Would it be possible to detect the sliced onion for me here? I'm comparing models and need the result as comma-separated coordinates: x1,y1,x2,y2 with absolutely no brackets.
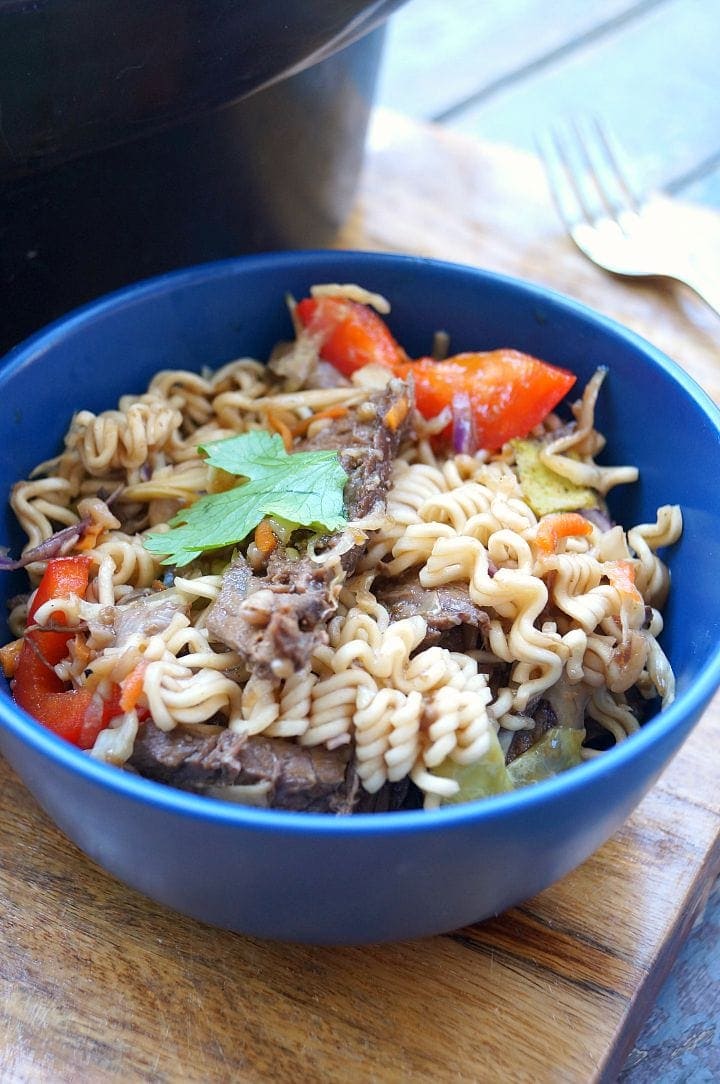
580,507,614,532
451,392,476,455
0,519,91,572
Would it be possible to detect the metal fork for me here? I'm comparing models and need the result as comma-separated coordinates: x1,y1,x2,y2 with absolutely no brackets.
538,118,720,318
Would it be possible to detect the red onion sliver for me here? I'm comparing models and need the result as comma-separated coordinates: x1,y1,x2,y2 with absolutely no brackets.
451,392,476,455
0,519,91,572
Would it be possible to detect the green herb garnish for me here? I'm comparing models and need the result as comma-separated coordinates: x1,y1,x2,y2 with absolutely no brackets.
143,429,348,566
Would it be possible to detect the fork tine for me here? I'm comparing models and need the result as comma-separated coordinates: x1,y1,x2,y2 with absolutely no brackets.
538,117,645,238
568,116,617,221
571,116,641,225
536,125,595,232
588,117,642,214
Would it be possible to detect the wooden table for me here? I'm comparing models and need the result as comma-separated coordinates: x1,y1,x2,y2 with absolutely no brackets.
2,112,719,1083
378,0,720,208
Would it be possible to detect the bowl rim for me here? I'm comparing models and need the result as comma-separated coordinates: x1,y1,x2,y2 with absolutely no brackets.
2,248,720,836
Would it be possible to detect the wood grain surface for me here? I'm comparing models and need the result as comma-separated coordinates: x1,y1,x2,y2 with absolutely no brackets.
1,112,719,1083
378,0,720,205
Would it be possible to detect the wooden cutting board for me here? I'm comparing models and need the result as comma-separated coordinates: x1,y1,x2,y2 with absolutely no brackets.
1,111,719,1083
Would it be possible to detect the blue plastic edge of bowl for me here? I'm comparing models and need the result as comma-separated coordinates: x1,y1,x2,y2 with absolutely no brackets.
2,248,720,838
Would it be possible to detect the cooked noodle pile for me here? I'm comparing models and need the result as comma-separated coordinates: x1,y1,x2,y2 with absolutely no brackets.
6,288,681,810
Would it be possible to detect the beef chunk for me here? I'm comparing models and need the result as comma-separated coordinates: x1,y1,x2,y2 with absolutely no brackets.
130,722,416,814
206,555,262,661
130,721,357,813
85,591,188,652
207,551,340,678
506,677,595,762
353,773,423,813
374,571,489,650
206,379,412,679
505,699,558,764
301,377,412,521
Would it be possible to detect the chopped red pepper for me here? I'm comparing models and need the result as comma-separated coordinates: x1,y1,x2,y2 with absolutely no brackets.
12,556,121,748
295,296,576,450
295,296,407,377
25,554,92,662
397,350,575,451
14,660,120,748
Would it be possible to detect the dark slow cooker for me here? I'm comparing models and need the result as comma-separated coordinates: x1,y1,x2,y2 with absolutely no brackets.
0,1,404,351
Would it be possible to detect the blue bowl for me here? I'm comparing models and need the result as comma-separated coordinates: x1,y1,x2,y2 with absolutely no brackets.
2,251,720,944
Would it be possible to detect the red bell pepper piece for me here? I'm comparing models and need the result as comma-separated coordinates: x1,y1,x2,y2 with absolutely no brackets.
12,556,121,748
295,296,576,450
25,554,92,662
14,653,120,748
395,350,576,451
295,296,407,377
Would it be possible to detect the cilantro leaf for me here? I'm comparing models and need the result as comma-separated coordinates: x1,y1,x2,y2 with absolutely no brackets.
143,429,348,567
199,429,287,478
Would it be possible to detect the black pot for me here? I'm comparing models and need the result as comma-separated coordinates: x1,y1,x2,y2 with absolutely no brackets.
0,1,403,352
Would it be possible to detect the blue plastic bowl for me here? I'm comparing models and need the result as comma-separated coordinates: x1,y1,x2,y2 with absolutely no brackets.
2,251,720,944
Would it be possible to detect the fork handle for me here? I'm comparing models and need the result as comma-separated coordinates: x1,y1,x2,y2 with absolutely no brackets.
676,272,720,320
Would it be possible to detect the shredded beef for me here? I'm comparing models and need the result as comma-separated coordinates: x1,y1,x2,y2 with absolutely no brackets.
374,571,489,650
206,379,412,679
300,377,411,521
206,551,339,678
505,699,559,764
130,722,412,813
85,591,187,652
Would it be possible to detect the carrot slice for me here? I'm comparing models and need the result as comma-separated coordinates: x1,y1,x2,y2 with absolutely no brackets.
254,518,278,558
383,396,410,432
0,638,23,679
605,559,643,605
119,659,150,713
267,413,294,452
535,512,593,555
290,405,349,437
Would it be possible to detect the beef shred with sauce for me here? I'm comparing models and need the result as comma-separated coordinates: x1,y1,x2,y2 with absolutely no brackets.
205,378,413,681
373,570,490,651
130,722,417,814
